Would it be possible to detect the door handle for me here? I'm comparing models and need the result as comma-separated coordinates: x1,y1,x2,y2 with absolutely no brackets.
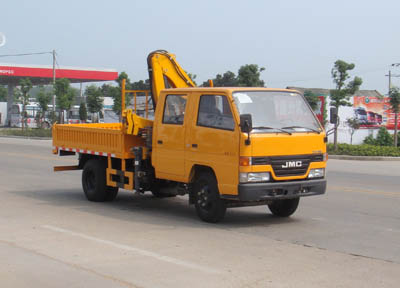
157,140,163,144
192,144,198,148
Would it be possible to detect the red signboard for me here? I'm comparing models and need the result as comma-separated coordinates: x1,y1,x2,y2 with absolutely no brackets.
353,96,400,129
0,64,118,83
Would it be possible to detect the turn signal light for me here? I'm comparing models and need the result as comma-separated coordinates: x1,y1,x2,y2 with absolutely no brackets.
239,156,251,166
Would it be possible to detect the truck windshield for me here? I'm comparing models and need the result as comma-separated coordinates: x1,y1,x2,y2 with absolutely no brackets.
232,91,321,133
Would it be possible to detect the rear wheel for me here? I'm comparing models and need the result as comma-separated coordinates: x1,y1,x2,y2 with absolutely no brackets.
82,159,118,202
268,198,299,217
193,171,226,223
105,186,119,201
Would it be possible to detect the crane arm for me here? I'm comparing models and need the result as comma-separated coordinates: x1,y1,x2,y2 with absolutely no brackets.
147,50,195,108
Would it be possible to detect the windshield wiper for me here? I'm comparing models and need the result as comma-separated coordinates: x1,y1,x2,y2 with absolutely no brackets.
253,126,292,135
281,126,321,134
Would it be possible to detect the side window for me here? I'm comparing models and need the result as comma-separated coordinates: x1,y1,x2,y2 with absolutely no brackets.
197,95,235,130
162,94,187,125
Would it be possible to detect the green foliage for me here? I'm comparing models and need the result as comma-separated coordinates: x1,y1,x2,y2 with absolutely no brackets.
330,60,362,150
327,143,400,157
389,87,400,114
203,65,265,87
346,117,360,144
19,78,33,130
330,60,362,109
112,72,131,114
85,85,103,114
0,128,52,138
13,87,22,102
304,90,319,110
55,78,74,111
389,87,400,147
363,127,394,146
37,87,52,126
131,79,150,90
0,85,7,101
79,102,87,121
37,87,51,114
203,71,238,87
375,127,393,146
363,134,376,145
237,64,265,87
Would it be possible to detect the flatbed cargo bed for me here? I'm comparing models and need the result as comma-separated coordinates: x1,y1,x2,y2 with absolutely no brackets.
52,123,145,159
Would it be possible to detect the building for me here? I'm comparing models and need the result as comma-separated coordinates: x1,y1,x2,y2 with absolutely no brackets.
0,63,118,126
288,87,392,145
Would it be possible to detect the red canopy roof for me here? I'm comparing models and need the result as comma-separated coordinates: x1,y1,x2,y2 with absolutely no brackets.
0,63,118,85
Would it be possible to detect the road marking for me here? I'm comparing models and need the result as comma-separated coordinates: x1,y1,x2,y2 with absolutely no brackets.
311,217,326,222
42,225,221,275
329,186,399,197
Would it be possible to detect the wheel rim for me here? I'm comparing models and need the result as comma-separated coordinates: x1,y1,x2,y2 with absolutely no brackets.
197,184,213,212
85,170,95,191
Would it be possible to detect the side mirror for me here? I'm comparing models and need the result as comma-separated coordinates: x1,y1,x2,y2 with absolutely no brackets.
240,114,253,133
330,107,338,124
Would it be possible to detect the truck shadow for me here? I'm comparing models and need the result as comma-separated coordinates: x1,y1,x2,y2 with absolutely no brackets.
11,187,299,228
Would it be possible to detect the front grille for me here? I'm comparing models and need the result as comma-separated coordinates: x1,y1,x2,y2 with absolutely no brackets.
252,154,323,177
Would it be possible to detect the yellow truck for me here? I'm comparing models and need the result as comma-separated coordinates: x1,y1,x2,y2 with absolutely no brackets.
53,50,327,223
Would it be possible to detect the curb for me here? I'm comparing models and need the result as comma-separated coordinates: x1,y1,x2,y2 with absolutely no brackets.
0,135,52,141
328,154,400,161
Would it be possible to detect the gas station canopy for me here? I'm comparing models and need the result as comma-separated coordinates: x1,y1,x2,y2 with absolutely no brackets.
0,63,118,85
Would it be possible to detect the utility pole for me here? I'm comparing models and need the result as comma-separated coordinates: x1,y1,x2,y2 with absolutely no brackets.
52,49,56,113
386,64,400,95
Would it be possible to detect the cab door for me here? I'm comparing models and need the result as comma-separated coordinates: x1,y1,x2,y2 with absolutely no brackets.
186,93,239,195
153,93,188,181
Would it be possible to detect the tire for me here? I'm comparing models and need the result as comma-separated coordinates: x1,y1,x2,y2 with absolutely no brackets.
268,198,300,217
82,159,118,202
105,186,119,201
193,171,226,223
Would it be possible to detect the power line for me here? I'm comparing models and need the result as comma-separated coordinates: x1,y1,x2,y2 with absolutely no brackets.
0,51,53,58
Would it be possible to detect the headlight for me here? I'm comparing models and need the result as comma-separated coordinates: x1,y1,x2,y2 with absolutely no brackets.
240,172,270,183
308,168,325,178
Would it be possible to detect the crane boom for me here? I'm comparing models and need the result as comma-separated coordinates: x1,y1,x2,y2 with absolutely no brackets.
147,50,195,108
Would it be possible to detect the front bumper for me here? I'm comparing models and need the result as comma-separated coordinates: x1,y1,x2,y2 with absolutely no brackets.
231,178,326,201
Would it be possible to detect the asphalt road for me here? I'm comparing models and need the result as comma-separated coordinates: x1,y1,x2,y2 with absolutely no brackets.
0,137,399,288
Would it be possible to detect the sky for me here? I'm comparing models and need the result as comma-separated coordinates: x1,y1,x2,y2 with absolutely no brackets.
1,0,400,93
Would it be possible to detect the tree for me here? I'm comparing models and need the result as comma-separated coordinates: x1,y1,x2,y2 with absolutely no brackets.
346,117,360,145
19,78,33,130
389,87,400,147
203,65,265,87
37,87,52,128
330,60,362,150
131,79,150,90
55,78,74,123
237,64,265,87
304,90,319,110
79,102,87,122
0,85,7,101
85,85,103,122
210,71,238,87
112,72,131,115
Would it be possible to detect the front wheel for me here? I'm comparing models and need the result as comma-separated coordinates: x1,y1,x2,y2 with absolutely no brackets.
268,198,299,217
193,172,226,223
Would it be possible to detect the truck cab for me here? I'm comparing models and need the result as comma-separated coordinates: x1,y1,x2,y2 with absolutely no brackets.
152,87,327,222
